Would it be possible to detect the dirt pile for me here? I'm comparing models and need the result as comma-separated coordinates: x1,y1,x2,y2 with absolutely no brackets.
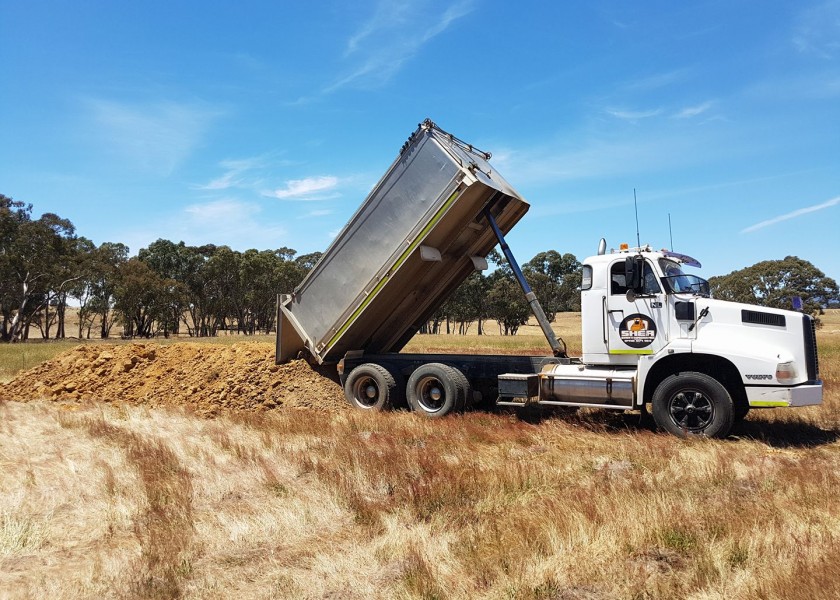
0,342,347,415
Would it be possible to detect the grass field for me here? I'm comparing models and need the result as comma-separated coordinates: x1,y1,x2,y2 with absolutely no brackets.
0,311,838,599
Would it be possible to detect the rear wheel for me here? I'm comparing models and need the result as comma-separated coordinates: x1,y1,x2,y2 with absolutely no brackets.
448,366,471,411
344,363,398,411
652,372,734,438
406,363,464,418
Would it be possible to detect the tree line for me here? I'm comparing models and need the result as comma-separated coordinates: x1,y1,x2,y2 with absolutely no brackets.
0,195,320,341
1,194,837,342
428,250,582,336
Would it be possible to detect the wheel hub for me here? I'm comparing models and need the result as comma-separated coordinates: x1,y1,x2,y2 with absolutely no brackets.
365,385,377,399
670,391,713,430
416,376,446,411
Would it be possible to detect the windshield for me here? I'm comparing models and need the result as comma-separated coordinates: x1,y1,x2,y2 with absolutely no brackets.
659,259,710,296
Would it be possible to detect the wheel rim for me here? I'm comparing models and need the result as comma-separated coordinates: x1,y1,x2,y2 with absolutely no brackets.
668,389,714,431
416,376,446,412
352,376,379,408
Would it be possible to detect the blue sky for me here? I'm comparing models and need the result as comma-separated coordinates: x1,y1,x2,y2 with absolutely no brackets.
1,1,839,282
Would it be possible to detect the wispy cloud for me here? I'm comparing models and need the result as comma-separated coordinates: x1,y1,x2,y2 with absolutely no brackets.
606,102,713,121
84,98,222,175
491,137,661,185
200,171,240,191
195,156,269,191
268,176,340,200
184,198,254,223
741,195,840,233
345,3,413,56
326,0,474,92
605,107,663,121
673,101,713,119
180,199,288,249
646,169,824,202
118,198,290,254
490,124,734,189
792,0,840,59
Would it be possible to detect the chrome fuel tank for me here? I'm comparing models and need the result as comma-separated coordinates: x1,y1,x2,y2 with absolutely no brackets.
539,364,636,409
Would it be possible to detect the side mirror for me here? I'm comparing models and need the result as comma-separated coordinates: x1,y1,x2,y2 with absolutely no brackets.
625,256,644,292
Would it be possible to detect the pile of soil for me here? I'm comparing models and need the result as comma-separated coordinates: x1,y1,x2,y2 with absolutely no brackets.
0,342,347,415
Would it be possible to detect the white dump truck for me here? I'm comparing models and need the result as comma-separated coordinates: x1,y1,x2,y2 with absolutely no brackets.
277,119,822,437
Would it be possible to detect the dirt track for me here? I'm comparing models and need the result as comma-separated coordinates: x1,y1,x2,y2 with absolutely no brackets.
0,342,346,415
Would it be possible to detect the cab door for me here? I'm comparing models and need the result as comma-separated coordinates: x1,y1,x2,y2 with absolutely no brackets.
605,258,668,362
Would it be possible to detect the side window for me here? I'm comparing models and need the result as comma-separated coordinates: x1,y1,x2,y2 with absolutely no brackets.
642,262,661,294
611,260,661,295
581,265,593,290
610,262,627,295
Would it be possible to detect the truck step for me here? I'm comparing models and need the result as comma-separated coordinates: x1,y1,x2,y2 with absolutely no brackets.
496,399,530,407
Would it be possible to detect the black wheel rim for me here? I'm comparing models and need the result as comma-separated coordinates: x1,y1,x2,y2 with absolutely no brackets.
668,389,714,431
352,376,379,408
416,376,445,412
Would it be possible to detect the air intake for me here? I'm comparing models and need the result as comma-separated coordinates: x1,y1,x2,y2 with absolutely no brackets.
741,309,786,327
803,315,820,381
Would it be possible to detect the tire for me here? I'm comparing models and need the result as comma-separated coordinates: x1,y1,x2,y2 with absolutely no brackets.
652,372,734,438
343,363,398,411
406,363,464,418
448,366,471,411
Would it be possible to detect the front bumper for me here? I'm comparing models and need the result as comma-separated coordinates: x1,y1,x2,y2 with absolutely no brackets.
747,382,823,408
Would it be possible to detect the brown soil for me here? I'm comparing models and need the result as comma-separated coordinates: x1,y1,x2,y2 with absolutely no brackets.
0,342,347,415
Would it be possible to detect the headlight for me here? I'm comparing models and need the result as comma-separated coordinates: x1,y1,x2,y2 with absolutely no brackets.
775,361,797,384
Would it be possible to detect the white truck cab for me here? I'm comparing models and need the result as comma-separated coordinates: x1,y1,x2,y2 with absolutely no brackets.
545,243,823,436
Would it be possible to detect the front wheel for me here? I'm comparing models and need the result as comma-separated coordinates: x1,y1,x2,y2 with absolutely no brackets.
652,372,734,438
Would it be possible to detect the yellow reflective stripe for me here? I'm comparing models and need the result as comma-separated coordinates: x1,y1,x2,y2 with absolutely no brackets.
749,400,790,408
324,189,462,353
609,349,653,355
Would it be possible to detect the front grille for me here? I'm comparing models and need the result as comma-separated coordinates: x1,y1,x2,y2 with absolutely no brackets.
803,315,819,381
742,309,786,327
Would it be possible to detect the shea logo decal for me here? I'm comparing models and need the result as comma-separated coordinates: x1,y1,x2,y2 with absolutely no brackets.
619,314,657,348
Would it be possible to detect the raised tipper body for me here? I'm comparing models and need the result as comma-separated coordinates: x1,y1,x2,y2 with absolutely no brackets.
277,119,528,365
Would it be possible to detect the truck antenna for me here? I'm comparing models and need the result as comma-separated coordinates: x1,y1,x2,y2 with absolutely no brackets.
634,188,641,249
668,213,674,251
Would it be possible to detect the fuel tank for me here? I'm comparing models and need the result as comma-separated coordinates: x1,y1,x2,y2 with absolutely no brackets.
539,363,636,409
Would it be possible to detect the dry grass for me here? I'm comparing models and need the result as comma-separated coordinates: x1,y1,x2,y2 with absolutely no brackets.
2,397,839,599
403,313,583,356
0,310,838,599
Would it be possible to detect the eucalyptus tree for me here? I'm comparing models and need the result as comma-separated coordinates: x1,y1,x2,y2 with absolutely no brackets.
523,250,582,317
710,256,839,319
0,195,79,341
89,242,129,338
486,274,530,335
114,258,180,338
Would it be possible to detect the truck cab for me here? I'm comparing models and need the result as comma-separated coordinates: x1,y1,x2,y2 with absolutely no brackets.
581,245,708,364
565,243,822,435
